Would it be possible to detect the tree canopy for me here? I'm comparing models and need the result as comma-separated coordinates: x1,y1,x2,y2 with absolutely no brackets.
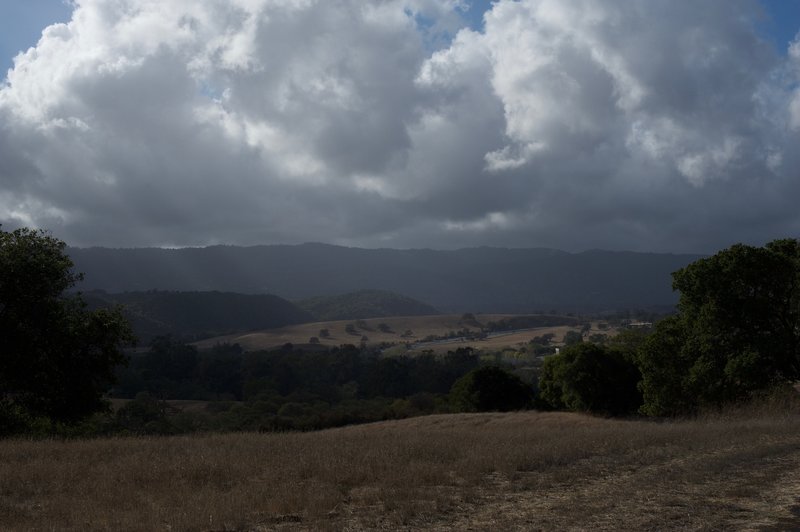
0,227,134,427
638,239,800,415
538,343,641,415
450,366,533,412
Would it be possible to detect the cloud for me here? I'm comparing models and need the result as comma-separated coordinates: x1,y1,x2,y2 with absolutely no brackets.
0,0,799,252
789,38,800,130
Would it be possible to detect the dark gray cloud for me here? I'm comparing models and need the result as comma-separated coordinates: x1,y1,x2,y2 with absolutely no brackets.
0,0,799,252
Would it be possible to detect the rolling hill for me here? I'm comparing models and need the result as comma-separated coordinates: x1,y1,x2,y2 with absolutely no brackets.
83,288,440,344
83,290,313,343
191,313,581,352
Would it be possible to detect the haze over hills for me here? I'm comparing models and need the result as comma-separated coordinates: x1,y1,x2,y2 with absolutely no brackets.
83,291,314,343
69,244,703,313
82,289,442,343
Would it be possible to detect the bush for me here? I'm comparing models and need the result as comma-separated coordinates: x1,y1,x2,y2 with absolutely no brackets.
539,343,641,415
115,392,173,434
563,330,583,346
450,366,533,412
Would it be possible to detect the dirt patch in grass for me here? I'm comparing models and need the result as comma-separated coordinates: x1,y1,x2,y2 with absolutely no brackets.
2,408,799,531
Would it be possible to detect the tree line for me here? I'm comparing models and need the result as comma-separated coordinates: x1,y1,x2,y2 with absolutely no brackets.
106,341,532,434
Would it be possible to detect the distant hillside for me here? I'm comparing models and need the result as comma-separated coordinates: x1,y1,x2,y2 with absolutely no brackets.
84,291,313,344
298,289,439,321
68,244,704,313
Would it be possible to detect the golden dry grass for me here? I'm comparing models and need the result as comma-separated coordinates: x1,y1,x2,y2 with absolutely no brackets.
2,403,800,531
417,326,576,354
192,314,590,353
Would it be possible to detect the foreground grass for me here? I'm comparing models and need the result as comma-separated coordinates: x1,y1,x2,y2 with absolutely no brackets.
2,404,800,531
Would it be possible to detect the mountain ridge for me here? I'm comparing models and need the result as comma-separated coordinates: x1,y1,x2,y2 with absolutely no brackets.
68,243,704,313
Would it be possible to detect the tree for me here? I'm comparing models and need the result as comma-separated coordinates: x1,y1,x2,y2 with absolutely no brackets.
588,333,608,344
144,336,198,383
538,343,641,415
531,333,555,345
115,392,171,434
636,317,694,416
563,330,583,346
0,227,134,425
450,366,533,412
637,239,800,416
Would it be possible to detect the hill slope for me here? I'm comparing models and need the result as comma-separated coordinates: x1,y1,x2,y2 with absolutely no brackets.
3,408,799,530
297,289,439,320
84,290,313,343
192,313,579,352
69,244,703,312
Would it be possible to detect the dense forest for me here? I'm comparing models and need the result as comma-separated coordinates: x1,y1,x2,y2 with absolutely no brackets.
110,341,495,434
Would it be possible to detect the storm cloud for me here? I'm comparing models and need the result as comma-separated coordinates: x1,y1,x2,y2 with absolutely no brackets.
1,0,798,252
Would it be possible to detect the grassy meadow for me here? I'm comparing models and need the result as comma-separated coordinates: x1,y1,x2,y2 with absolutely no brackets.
192,313,588,354
3,397,800,531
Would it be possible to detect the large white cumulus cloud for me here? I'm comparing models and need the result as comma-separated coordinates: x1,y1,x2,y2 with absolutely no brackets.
0,0,798,251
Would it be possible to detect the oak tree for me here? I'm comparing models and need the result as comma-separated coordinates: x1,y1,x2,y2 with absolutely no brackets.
0,227,134,425
638,239,800,415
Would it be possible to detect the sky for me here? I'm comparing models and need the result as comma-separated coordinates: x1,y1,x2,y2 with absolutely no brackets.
1,1,799,253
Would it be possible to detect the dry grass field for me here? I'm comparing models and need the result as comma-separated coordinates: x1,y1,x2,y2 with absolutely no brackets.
423,326,574,354
193,314,588,354
2,398,800,531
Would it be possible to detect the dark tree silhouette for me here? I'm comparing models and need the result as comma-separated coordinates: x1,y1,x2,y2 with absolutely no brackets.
0,227,134,426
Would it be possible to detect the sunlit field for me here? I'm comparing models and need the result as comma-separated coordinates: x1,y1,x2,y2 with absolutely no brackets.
192,314,588,354
3,398,800,531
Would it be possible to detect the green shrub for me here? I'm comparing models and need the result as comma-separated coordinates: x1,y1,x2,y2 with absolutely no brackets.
450,366,533,412
539,343,641,415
